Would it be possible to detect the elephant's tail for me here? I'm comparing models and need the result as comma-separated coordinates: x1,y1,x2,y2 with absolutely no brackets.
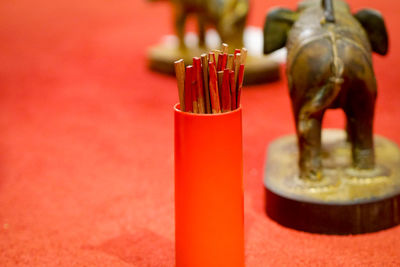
329,32,344,99
322,56,344,111
298,33,344,120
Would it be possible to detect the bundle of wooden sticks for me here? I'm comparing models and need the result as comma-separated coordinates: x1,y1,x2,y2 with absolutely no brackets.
174,44,247,114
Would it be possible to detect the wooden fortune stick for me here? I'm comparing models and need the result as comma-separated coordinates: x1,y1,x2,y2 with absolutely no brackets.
191,66,199,114
217,53,223,71
213,49,221,66
221,69,232,112
201,54,211,114
229,70,237,109
237,64,245,108
208,62,221,113
227,54,234,70
174,59,186,111
217,70,224,106
209,52,216,64
184,65,194,112
222,43,229,54
234,53,241,86
193,57,205,113
240,47,247,65
213,49,222,55
221,53,228,70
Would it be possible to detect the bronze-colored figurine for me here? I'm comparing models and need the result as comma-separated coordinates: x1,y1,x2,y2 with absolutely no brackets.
264,0,388,180
167,0,249,50
263,0,399,235
147,0,280,85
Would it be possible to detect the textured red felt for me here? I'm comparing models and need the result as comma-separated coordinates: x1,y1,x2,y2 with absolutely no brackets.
0,0,399,266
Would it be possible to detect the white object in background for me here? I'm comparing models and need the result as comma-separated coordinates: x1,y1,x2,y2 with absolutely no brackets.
160,26,287,63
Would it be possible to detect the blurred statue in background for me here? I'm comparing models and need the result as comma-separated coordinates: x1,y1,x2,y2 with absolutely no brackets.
169,0,249,51
263,0,400,235
147,0,280,85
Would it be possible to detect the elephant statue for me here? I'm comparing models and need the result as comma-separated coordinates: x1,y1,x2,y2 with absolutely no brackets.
263,0,388,180
150,0,249,50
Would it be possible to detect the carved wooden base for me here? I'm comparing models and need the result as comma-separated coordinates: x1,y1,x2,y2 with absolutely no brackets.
264,129,400,234
147,44,280,85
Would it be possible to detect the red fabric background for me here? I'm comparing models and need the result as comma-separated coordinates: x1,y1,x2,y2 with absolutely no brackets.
0,0,399,266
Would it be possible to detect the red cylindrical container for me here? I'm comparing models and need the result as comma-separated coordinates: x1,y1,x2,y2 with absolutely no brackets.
174,103,244,267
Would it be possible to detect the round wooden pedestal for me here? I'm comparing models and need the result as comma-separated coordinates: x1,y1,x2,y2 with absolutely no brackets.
264,129,400,234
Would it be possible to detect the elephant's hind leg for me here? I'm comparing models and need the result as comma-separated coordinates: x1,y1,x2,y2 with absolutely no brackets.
297,112,324,180
296,98,329,180
345,81,376,170
295,81,342,180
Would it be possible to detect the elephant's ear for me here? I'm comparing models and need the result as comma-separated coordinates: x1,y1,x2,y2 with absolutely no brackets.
354,9,388,55
263,8,297,54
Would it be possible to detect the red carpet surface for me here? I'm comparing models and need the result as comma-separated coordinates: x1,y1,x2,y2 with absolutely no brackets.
0,0,399,266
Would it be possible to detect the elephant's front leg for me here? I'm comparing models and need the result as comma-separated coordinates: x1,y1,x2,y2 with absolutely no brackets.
296,110,324,180
197,16,206,48
175,7,187,50
217,1,247,50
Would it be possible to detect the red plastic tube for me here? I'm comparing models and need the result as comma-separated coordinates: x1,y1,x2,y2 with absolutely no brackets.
174,104,244,267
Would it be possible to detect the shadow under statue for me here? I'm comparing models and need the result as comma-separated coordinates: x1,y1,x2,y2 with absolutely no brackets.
263,0,400,234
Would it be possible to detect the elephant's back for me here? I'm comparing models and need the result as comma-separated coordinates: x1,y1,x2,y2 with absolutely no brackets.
288,36,373,85
286,3,371,60
288,35,375,112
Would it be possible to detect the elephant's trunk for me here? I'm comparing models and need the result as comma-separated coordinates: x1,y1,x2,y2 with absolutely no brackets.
322,0,335,23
